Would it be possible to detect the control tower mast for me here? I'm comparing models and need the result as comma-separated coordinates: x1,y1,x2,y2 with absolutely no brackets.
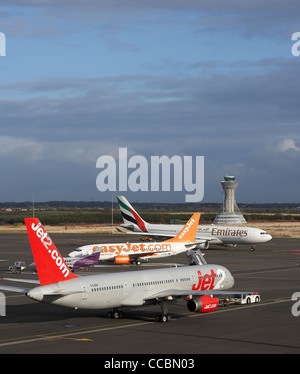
213,176,246,224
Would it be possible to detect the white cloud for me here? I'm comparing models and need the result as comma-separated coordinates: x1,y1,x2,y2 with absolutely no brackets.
276,138,300,152
0,135,116,165
0,136,44,160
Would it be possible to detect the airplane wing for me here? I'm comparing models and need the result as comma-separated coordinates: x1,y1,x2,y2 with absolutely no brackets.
117,227,212,242
144,289,256,301
184,241,210,249
116,227,171,239
122,250,173,262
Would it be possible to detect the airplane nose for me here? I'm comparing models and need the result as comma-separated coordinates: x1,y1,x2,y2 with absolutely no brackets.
227,270,234,288
225,269,234,288
264,234,272,242
231,275,235,288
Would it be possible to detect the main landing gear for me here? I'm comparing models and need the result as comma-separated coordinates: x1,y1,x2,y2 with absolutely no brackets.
155,300,172,323
107,308,124,319
107,302,173,322
155,314,172,323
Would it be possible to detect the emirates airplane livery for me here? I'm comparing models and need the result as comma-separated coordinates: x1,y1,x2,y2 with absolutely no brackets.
117,196,272,250
68,213,201,265
0,218,253,322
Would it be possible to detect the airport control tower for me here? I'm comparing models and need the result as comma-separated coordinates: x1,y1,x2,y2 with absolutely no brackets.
213,176,247,224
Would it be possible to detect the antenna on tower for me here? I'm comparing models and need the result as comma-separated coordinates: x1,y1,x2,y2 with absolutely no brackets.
214,176,246,224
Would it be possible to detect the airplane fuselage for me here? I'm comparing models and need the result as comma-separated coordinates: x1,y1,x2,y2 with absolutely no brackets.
69,241,189,260
121,223,272,247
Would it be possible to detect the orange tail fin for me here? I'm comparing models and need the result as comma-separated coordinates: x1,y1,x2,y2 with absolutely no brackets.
25,218,78,285
165,213,200,243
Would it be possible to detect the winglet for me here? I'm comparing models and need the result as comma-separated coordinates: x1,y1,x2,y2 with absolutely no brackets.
165,213,200,243
24,218,78,285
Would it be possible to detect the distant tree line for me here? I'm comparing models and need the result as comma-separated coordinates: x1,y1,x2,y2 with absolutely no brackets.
0,210,299,226
0,201,299,213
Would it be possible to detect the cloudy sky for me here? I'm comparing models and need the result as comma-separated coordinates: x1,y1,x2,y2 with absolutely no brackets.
0,1,299,203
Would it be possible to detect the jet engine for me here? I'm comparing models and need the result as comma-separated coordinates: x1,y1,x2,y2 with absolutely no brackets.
114,255,131,264
187,295,219,313
198,241,209,249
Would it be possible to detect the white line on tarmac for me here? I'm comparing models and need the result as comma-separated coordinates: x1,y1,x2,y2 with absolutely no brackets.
0,298,292,348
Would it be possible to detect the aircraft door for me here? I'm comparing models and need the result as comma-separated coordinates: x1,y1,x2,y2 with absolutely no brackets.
249,230,254,242
80,282,88,300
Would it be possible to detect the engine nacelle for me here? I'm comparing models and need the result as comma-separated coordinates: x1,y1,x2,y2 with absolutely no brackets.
114,255,131,264
199,241,209,249
187,295,219,313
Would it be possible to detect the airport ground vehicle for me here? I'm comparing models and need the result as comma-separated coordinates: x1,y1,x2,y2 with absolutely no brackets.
230,292,261,305
9,261,26,274
234,292,260,304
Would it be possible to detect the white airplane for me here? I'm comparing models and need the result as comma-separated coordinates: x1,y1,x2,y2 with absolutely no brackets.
68,213,201,264
117,196,272,250
0,218,256,322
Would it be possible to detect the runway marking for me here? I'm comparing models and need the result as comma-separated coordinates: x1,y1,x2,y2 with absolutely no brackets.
0,298,293,348
234,265,300,277
41,336,93,342
0,320,152,348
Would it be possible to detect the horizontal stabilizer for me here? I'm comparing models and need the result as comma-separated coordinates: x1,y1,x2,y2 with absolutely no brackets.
0,284,32,293
1,277,40,285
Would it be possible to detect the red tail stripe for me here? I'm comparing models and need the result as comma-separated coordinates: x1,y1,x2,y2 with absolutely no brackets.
25,218,78,285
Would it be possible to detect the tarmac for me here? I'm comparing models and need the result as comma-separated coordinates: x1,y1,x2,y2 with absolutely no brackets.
0,232,299,355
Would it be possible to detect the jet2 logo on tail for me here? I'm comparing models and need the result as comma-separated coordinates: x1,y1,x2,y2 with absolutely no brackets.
31,221,70,278
31,222,52,250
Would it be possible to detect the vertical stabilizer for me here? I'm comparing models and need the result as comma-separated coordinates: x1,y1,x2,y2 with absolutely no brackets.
117,196,148,232
25,218,78,285
165,213,200,243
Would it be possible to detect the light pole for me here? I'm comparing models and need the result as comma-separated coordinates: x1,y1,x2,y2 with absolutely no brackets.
111,192,114,234
32,193,35,218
